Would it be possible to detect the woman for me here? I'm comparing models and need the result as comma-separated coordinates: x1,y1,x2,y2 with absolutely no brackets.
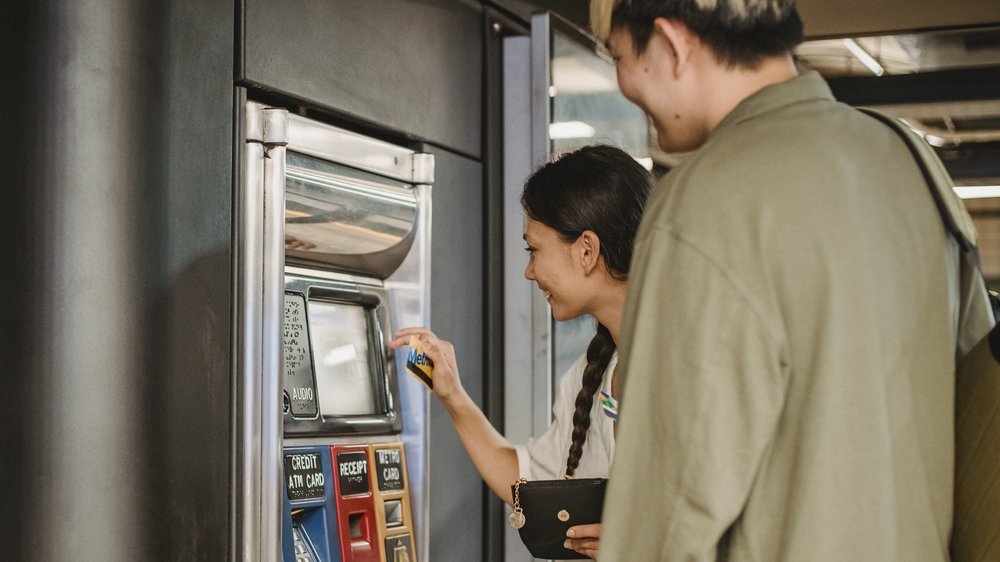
390,144,651,559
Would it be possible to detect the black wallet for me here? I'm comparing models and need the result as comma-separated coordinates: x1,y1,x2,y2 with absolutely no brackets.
509,478,608,560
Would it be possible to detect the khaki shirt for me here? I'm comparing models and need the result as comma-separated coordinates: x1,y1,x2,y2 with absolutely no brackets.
600,72,988,561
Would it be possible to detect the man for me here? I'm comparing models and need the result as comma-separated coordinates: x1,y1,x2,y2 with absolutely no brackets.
584,0,994,560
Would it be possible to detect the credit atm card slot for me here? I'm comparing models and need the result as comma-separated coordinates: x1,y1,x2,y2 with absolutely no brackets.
383,499,404,528
292,524,319,562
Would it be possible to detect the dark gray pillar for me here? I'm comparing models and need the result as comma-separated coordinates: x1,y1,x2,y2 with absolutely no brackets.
0,1,234,559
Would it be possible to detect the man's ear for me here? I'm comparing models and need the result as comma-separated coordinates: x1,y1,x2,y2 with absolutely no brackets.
651,17,696,78
577,230,602,274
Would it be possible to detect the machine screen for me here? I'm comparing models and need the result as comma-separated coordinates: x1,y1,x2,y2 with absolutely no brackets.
308,300,378,416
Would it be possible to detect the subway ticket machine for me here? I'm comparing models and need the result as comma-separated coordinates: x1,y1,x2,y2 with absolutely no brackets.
251,103,432,562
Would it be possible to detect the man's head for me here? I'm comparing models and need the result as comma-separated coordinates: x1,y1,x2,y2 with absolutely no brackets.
591,0,803,152
591,0,803,69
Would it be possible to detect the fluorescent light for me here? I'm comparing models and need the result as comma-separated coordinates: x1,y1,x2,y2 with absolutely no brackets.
549,121,596,139
954,185,1000,199
842,38,885,76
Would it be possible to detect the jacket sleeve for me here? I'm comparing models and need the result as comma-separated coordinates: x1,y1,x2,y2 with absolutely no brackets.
599,226,788,561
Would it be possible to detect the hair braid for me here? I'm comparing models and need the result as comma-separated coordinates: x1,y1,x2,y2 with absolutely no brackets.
564,323,616,477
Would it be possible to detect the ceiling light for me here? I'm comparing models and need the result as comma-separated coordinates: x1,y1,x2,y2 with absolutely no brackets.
954,185,1000,199
842,38,885,76
549,121,596,139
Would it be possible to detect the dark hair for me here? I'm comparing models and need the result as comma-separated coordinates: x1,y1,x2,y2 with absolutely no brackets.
521,144,652,477
611,0,804,69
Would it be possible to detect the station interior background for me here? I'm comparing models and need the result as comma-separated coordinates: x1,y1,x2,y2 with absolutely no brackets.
2,1,997,561
538,0,1000,281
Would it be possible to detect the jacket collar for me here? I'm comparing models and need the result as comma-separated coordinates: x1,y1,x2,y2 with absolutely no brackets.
712,71,835,136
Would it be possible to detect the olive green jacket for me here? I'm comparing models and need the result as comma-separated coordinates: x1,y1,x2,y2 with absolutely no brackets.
600,72,992,561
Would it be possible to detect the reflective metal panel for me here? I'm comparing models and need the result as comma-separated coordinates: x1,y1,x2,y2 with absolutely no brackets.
284,151,419,279
287,113,433,184
238,101,287,562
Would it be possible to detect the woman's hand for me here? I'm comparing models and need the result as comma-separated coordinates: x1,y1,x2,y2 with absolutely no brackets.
564,523,602,560
389,327,466,406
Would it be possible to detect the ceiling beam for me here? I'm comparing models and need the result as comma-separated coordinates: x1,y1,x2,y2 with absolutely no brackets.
827,66,1000,106
797,0,1000,38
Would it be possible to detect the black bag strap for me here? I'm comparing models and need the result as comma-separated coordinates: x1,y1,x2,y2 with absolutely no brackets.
859,108,978,255
861,108,1000,354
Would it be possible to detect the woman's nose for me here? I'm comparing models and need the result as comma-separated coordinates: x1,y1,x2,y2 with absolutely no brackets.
523,262,534,280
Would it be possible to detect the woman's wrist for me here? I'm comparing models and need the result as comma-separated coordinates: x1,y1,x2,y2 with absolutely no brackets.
441,388,477,419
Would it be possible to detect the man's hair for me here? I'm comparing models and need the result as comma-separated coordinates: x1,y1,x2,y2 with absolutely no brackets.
591,0,803,69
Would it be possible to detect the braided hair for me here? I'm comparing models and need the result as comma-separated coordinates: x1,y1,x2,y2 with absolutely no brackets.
520,145,652,477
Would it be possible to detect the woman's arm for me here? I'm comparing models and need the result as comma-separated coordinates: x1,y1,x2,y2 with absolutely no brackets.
390,327,520,504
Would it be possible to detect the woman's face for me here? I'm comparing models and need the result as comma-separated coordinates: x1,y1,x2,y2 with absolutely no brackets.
522,218,589,321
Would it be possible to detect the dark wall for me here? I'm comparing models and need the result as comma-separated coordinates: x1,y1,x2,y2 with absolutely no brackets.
0,1,234,560
426,146,488,561
242,0,484,158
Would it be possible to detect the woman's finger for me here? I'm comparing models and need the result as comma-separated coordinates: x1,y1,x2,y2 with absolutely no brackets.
564,539,598,559
566,523,601,539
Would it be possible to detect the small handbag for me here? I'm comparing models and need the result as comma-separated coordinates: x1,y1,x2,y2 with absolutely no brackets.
509,477,607,560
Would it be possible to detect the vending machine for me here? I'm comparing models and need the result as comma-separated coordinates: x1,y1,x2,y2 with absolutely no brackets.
241,101,432,562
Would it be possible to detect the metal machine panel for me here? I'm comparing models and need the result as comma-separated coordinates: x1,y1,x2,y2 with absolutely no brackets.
263,103,432,562
284,151,419,279
282,276,402,436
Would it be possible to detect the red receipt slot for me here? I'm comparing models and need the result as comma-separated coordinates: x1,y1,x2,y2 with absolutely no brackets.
331,444,380,562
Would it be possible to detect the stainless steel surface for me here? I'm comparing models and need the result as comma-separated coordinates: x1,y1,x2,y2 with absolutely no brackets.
247,102,265,142
280,111,433,560
284,152,420,279
412,152,436,185
287,113,426,183
411,183,433,562
239,101,287,562
239,102,266,562
262,108,288,562
285,265,386,288
265,108,289,146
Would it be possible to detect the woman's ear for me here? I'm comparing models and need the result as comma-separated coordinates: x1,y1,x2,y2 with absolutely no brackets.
577,230,602,274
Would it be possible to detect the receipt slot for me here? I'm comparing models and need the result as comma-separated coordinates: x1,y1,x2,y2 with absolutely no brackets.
332,445,380,562
370,444,416,562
